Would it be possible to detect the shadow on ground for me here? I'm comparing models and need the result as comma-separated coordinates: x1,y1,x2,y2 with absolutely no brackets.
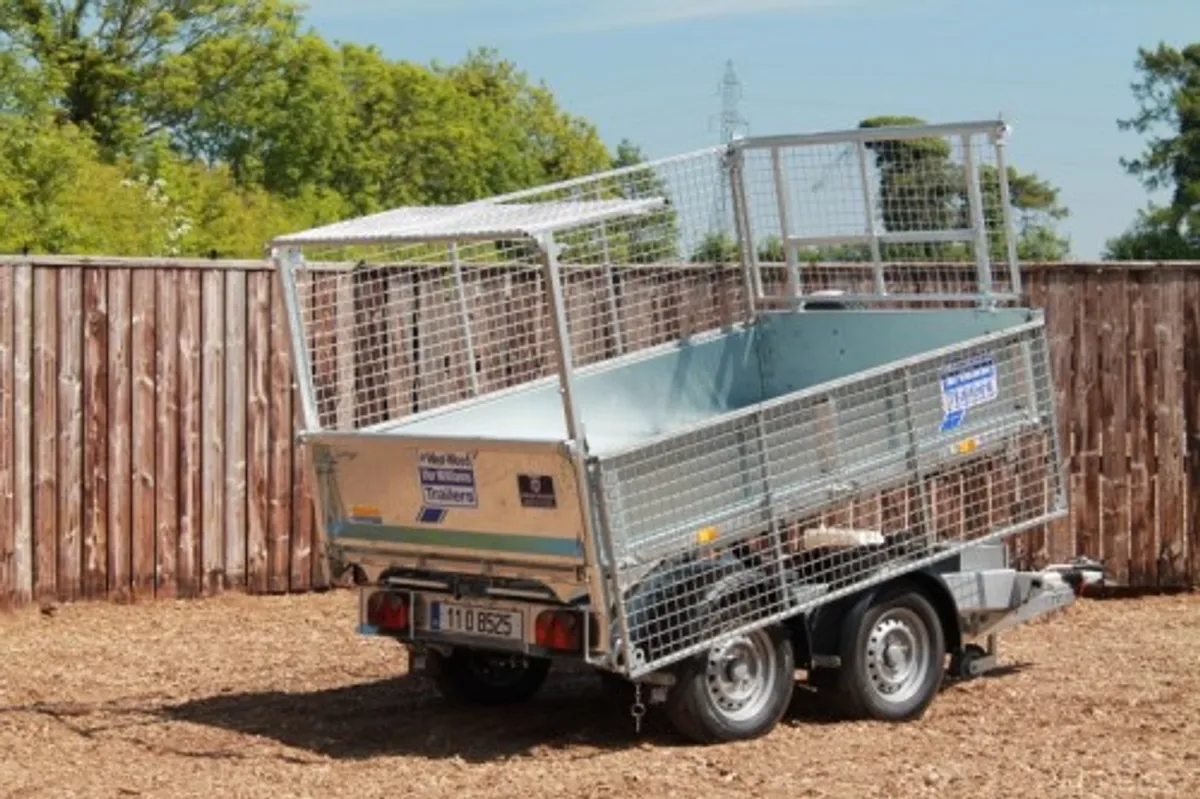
157,661,1033,761
159,668,660,762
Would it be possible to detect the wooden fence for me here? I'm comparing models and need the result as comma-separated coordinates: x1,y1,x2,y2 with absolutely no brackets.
1026,263,1199,589
0,256,1198,608
0,256,321,607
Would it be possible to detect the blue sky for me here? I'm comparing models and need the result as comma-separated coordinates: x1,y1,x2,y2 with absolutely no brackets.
301,0,1198,260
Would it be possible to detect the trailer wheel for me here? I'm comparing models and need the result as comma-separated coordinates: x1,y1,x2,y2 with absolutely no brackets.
837,583,945,722
665,623,794,744
432,648,551,707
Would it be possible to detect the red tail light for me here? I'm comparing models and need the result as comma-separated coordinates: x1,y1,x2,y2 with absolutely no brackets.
535,610,582,653
366,591,410,633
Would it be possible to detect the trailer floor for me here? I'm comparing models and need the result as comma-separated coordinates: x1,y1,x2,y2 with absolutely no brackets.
1,589,1197,799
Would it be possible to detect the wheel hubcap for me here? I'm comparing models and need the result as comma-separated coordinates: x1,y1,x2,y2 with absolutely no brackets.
705,629,778,722
864,608,930,705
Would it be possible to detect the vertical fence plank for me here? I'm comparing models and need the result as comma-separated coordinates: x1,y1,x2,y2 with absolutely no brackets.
1155,269,1186,585
1017,270,1047,569
82,269,109,599
291,390,313,592
1184,273,1200,586
224,271,247,589
1127,273,1155,586
385,274,414,413
269,275,294,593
33,267,59,601
335,274,355,427
1072,270,1101,567
107,269,132,599
0,265,13,605
12,265,33,603
309,261,332,592
130,272,157,596
178,271,202,597
201,270,226,594
1097,269,1130,578
290,268,314,592
155,270,179,598
1040,270,1076,565
57,268,84,601
246,272,271,593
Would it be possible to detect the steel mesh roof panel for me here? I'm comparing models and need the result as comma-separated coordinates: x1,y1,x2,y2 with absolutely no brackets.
271,198,666,247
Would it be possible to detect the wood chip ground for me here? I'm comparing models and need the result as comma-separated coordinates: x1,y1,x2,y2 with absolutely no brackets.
2,590,1197,798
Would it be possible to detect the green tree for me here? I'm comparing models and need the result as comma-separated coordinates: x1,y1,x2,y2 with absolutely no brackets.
0,4,625,259
158,28,351,198
1104,42,1200,259
0,117,319,257
433,48,610,196
0,0,303,155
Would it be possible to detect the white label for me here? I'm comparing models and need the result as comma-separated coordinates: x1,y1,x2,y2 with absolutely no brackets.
940,355,998,413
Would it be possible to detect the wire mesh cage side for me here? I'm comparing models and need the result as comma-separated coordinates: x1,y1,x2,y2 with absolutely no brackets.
281,145,764,433
594,323,1065,677
287,250,561,432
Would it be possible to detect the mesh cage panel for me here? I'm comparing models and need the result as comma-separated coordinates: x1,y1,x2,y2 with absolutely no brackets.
286,145,752,432
294,257,557,432
596,324,1064,677
485,146,748,371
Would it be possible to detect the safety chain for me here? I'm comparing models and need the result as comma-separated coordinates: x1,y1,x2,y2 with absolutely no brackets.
630,681,646,734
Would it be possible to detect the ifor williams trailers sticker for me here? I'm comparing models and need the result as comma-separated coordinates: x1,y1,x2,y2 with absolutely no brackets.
416,450,477,524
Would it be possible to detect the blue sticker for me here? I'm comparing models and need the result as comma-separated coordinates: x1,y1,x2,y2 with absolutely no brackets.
417,506,448,524
939,409,966,432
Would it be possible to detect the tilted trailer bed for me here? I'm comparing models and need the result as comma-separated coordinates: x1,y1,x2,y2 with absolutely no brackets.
270,119,1080,744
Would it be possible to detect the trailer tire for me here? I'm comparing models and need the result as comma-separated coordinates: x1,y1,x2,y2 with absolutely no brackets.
432,648,551,707
836,581,945,722
664,622,795,744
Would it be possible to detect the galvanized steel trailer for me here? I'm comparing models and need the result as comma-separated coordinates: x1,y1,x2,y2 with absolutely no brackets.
271,119,1079,744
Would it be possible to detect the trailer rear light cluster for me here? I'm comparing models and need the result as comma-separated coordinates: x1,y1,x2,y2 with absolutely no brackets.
535,609,586,653
366,591,410,634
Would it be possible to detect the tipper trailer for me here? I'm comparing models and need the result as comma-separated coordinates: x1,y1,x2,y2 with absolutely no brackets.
270,119,1079,744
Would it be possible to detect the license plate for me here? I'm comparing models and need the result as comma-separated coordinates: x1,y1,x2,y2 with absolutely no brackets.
426,600,523,642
